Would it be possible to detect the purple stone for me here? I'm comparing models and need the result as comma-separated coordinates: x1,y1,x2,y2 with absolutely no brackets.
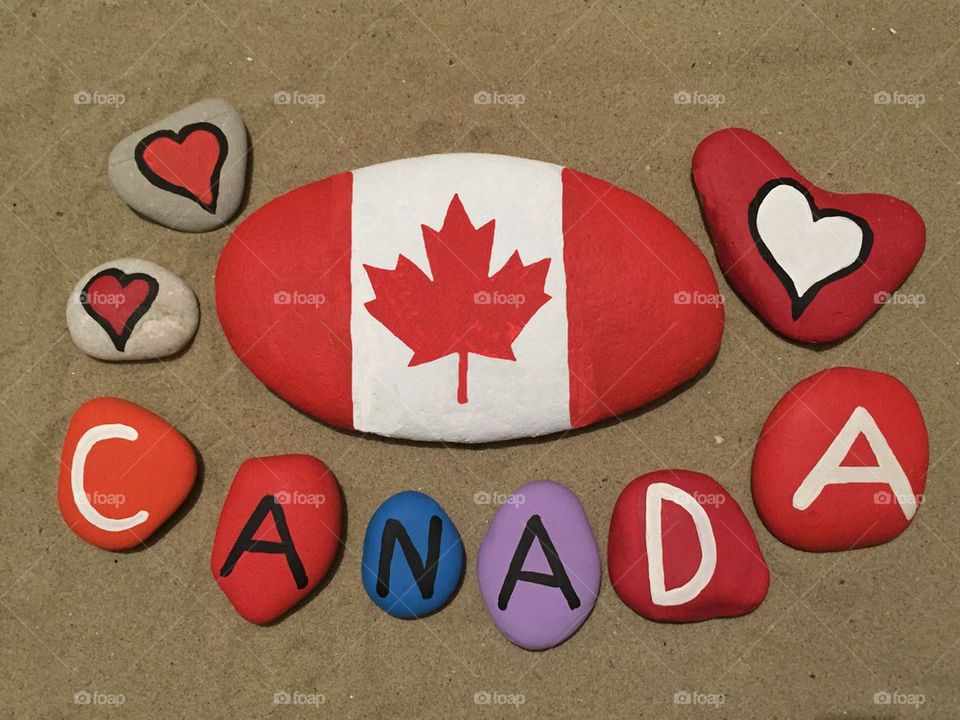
477,479,600,650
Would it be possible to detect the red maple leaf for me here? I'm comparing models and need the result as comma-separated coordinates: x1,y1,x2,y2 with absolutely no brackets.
363,194,552,404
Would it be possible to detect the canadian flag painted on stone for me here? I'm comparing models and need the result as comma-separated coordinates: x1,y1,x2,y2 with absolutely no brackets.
216,154,723,442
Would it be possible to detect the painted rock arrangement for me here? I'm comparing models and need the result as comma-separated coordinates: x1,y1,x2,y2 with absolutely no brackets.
216,153,724,443
752,367,928,551
361,491,464,618
67,258,199,360
210,455,342,624
476,480,600,650
608,470,769,622
108,99,248,231
692,128,925,343
57,397,196,550
56,112,933,649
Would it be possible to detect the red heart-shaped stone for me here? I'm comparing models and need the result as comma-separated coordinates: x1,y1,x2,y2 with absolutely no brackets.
692,128,925,343
135,122,227,213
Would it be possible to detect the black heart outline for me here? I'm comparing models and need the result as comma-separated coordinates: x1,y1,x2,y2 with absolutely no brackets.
80,268,160,352
134,121,229,214
748,177,873,321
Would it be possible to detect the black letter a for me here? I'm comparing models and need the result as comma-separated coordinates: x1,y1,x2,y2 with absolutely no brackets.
219,495,308,589
377,516,443,599
498,514,580,611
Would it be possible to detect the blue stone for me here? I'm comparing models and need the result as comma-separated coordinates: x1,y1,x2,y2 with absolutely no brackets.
362,491,464,618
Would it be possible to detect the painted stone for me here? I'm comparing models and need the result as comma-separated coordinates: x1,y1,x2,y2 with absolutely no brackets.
752,367,928,552
57,397,196,551
216,153,724,443
108,99,247,231
66,258,199,361
476,480,600,650
608,470,768,623
692,128,925,343
210,455,342,624
361,491,464,618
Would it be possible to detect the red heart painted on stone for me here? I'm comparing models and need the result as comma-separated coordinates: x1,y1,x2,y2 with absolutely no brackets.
80,269,159,352
135,122,228,213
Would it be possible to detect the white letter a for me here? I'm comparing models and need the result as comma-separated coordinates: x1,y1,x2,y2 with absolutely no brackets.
792,406,916,520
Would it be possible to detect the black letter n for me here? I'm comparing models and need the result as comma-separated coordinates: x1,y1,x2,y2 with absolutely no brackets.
377,516,443,599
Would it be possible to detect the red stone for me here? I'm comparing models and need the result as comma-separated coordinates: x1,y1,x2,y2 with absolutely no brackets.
210,455,342,624
608,470,769,622
57,397,196,551
692,128,924,343
752,367,928,551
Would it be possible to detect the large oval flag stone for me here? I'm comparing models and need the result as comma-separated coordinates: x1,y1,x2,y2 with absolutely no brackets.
361,491,464,618
476,480,600,650
216,153,723,443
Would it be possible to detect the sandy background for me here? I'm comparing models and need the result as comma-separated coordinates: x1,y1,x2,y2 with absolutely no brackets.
2,1,959,718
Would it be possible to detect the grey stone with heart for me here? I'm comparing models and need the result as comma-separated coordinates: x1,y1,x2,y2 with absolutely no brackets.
108,99,248,232
67,258,199,361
